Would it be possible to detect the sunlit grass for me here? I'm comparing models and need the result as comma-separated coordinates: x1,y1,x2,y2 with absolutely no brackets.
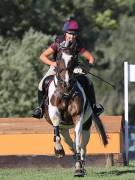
0,161,135,180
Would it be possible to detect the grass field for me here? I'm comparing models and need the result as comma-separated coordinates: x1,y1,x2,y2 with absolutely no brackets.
0,161,135,180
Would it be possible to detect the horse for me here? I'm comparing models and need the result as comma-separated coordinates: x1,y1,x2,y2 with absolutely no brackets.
43,48,108,177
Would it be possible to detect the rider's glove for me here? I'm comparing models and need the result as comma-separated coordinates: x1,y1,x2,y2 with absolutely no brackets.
79,60,93,73
84,63,93,73
74,67,85,74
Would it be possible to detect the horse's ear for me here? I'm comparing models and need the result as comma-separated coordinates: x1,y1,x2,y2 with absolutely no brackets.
55,37,60,43
55,35,64,44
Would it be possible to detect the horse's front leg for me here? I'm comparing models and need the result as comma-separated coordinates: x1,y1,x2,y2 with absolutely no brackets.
74,115,85,177
48,105,65,158
80,130,90,161
75,122,82,154
79,129,91,176
53,126,65,158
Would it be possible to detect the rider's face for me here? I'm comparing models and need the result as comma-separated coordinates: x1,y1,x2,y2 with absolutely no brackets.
65,32,76,42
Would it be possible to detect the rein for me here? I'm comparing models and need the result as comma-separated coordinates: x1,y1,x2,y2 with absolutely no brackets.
54,68,77,99
62,84,78,99
54,49,79,98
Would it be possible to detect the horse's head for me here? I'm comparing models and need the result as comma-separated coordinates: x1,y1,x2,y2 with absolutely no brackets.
55,49,77,92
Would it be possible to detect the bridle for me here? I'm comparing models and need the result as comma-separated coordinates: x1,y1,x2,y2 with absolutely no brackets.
54,50,77,97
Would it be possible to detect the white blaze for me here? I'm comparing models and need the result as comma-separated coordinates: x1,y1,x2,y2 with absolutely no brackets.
62,52,72,83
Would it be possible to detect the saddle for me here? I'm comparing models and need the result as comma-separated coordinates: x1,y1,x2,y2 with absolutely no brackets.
42,75,54,94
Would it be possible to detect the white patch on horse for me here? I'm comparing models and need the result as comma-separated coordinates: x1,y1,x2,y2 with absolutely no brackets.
55,136,63,150
74,82,86,153
62,52,72,83
65,71,69,83
62,52,72,67
54,75,58,86
75,113,83,153
48,81,61,126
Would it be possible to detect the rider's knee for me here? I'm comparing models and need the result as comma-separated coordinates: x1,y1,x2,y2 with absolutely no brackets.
38,80,43,91
38,74,48,91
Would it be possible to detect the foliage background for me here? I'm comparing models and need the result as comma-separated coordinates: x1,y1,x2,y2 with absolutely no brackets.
0,0,135,123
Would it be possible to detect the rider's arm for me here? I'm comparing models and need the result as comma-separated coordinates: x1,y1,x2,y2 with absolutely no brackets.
81,50,95,65
39,47,57,67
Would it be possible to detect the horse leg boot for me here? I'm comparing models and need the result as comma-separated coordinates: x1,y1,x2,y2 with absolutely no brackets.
54,126,65,158
32,90,46,119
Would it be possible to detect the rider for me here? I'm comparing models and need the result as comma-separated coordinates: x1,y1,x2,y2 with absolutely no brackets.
32,17,104,119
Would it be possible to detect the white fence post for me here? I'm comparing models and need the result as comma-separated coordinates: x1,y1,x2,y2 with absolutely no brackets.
124,61,129,163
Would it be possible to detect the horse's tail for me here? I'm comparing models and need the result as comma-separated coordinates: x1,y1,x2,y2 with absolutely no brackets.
92,113,108,146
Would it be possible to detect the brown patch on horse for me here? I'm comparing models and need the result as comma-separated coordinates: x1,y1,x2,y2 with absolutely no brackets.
51,90,68,110
68,95,83,117
44,104,53,126
51,91,62,107
50,88,83,126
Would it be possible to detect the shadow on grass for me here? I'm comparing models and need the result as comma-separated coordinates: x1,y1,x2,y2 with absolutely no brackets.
97,169,135,176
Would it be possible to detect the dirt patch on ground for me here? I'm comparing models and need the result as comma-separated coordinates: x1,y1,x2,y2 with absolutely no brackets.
0,155,106,168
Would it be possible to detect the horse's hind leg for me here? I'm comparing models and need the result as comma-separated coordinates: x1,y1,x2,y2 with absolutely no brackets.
60,128,75,153
74,153,86,177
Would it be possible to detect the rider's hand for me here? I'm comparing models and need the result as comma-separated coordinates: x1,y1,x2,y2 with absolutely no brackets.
52,62,57,67
84,63,93,73
74,67,85,74
79,60,93,73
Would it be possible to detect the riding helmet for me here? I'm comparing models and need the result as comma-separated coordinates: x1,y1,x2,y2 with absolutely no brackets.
63,18,79,33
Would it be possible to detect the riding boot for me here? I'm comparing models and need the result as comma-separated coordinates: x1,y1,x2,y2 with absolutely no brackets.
32,90,46,119
77,75,104,116
87,80,104,116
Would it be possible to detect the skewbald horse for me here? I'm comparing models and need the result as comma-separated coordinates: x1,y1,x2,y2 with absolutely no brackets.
44,49,108,177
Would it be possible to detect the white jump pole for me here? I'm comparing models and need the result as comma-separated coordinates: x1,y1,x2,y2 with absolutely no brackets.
124,61,129,163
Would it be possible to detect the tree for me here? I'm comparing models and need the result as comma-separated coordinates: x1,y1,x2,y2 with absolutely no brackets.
0,29,54,117
94,16,135,123
0,0,120,41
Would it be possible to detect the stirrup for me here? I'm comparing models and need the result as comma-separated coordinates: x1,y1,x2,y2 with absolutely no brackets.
32,107,43,119
94,104,104,116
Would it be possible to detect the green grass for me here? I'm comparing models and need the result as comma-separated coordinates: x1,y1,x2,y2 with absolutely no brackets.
0,161,135,180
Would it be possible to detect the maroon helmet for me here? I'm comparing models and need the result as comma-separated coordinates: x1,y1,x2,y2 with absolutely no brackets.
63,19,79,33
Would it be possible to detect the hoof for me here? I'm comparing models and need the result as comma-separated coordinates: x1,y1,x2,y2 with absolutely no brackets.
74,160,87,177
74,169,85,177
54,147,65,158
